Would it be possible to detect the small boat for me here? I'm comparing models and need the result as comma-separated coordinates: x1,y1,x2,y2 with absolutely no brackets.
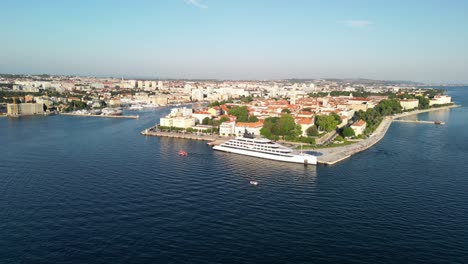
178,150,188,156
434,120,444,125
249,181,258,186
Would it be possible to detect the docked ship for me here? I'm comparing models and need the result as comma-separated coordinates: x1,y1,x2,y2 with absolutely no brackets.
213,136,317,165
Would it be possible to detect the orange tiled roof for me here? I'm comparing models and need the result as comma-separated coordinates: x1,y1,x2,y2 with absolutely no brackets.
352,120,367,127
235,121,263,128
296,118,313,125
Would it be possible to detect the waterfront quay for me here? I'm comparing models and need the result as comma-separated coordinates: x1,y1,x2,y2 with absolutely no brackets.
60,113,139,119
141,125,226,143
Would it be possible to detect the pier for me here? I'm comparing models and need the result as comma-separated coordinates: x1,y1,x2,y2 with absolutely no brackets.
392,119,445,125
60,113,139,119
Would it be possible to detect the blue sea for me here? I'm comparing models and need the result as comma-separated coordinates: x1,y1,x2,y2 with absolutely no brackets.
1,88,467,264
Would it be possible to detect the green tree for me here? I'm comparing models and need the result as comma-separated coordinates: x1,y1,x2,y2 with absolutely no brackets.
248,115,258,122
375,99,402,115
276,114,298,139
302,108,312,112
208,101,220,107
240,95,253,103
202,117,211,125
331,112,341,122
219,116,230,123
306,125,319,136
342,126,355,138
228,106,249,122
281,108,291,114
260,117,279,140
315,115,339,132
417,96,430,109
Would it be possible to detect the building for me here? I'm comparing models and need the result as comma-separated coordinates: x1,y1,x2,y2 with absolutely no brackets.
350,120,367,136
234,121,263,137
7,103,44,116
7,104,19,116
206,107,221,117
191,89,204,102
399,99,419,110
295,118,314,136
108,97,121,107
192,111,212,124
429,95,451,106
159,117,173,127
219,121,235,136
170,107,192,118
172,117,196,128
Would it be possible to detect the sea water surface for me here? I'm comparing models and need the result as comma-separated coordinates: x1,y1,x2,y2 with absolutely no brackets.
1,88,467,264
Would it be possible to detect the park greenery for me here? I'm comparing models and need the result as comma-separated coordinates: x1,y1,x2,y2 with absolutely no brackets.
314,113,341,132
355,98,403,134
227,106,260,123
64,100,88,112
306,125,319,136
259,114,314,144
341,126,355,138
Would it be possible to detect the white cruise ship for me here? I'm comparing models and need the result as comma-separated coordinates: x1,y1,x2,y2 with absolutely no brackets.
213,137,317,165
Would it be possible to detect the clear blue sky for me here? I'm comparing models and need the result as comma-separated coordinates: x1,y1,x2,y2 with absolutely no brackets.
1,0,467,83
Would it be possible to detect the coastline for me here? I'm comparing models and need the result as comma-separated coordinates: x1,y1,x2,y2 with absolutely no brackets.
315,104,460,165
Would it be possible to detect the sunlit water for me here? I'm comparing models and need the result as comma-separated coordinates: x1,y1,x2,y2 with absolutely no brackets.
1,88,467,263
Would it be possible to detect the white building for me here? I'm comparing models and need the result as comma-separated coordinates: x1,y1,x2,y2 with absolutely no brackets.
234,121,263,137
170,107,192,117
172,117,195,128
160,116,195,129
429,95,451,106
220,121,235,136
350,120,367,136
191,89,204,102
399,99,419,110
192,111,212,124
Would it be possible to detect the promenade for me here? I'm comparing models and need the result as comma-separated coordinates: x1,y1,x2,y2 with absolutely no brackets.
316,104,459,165
141,127,221,142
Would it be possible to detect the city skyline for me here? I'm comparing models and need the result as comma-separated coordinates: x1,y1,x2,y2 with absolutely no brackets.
1,0,467,83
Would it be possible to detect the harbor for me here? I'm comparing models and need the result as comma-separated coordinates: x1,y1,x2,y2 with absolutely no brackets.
140,104,460,166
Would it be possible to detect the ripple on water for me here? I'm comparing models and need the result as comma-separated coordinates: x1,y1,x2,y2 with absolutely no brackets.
1,100,468,263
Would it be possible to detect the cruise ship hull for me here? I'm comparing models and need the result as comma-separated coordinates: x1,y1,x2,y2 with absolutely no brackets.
213,145,317,165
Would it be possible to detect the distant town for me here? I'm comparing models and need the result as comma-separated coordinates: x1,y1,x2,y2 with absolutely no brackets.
0,74,454,152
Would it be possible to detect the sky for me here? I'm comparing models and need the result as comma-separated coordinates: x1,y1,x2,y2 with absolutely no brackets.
1,0,467,83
